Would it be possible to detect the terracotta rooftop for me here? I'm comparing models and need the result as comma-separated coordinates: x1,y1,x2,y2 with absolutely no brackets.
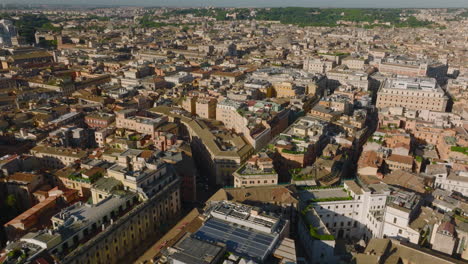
383,170,426,194
386,154,414,165
437,221,455,236
358,150,382,169
7,172,39,184
208,186,297,205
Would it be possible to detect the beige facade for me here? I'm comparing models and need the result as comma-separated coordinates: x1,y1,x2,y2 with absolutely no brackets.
342,57,366,70
378,62,427,77
376,77,449,112
233,154,278,188
59,180,180,264
95,128,114,147
303,57,335,74
216,100,245,130
385,154,414,172
181,96,196,115
115,109,168,138
31,146,88,169
273,82,297,98
195,98,217,119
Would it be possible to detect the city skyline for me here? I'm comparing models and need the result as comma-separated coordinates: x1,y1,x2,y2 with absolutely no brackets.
3,0,468,8
0,6,467,264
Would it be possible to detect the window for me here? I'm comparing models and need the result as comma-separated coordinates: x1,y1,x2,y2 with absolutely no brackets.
393,217,397,224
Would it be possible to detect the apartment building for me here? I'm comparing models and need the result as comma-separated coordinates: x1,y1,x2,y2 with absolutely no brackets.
327,67,369,91
377,59,447,80
18,173,179,264
94,128,114,147
7,155,182,264
342,56,367,70
376,77,449,112
1,50,54,69
164,72,193,86
107,157,174,196
303,57,336,74
30,146,88,169
273,82,299,98
380,189,422,244
250,67,326,96
115,109,168,138
216,99,246,131
195,98,217,119
301,180,425,249
309,105,343,122
378,61,428,77
54,166,94,198
385,154,414,172
211,71,245,84
302,181,390,241
49,112,83,128
3,172,45,210
318,94,353,115
150,106,254,186
3,187,77,241
233,152,278,187
273,116,328,168
85,112,115,129
433,169,468,197
181,95,196,115
216,99,289,150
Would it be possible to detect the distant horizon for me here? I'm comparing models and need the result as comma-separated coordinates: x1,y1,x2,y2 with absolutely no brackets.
2,0,468,9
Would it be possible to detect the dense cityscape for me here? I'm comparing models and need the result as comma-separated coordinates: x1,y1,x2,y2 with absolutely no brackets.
0,4,467,264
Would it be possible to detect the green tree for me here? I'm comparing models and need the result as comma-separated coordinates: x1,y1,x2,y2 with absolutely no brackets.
6,195,17,209
14,14,52,43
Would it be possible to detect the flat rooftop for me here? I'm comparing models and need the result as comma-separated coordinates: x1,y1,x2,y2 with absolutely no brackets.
193,217,276,262
169,236,224,264
299,188,350,201
387,188,420,212
50,112,80,124
53,193,135,224
384,77,438,90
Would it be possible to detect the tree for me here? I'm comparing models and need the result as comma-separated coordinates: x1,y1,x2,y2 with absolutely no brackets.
14,14,52,43
6,195,17,209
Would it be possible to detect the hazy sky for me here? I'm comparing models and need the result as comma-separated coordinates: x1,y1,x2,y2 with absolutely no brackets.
7,0,468,8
